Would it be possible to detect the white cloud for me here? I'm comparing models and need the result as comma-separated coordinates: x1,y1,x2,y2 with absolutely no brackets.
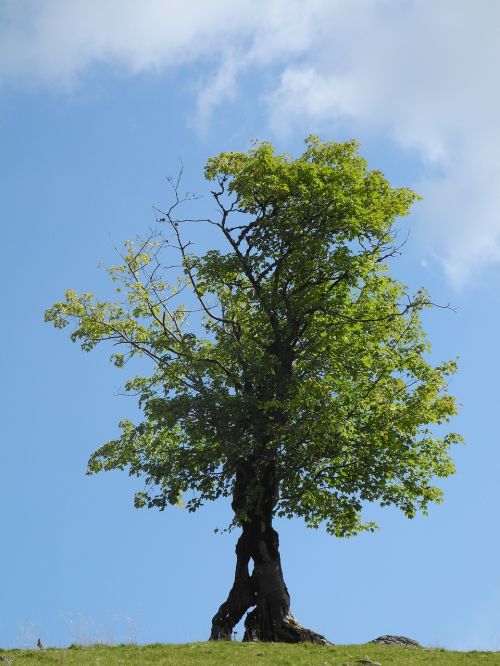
191,55,241,135
1,0,499,286
263,1,500,286
0,0,251,85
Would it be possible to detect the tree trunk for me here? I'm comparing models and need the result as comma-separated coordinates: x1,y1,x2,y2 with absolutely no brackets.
210,463,329,644
209,530,255,640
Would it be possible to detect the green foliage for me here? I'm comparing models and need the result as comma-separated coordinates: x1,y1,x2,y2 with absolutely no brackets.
45,136,461,537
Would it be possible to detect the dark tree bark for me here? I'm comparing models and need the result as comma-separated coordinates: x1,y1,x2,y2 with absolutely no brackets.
209,530,255,640
210,463,329,644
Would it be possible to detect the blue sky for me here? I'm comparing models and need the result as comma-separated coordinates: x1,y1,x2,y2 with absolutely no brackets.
1,0,500,651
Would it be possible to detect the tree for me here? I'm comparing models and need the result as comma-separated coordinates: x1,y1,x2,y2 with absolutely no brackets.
45,136,461,644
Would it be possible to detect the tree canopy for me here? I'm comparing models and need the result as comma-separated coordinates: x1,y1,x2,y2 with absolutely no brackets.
46,136,460,534
46,136,460,642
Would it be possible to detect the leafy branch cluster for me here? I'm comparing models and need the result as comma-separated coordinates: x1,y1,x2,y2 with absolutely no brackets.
45,137,461,536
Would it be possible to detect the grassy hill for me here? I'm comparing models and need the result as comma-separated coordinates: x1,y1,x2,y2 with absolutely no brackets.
0,642,498,665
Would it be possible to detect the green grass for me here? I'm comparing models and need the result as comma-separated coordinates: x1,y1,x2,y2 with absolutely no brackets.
1,642,499,665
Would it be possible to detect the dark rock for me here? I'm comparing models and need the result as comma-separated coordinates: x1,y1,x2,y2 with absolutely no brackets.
370,634,421,647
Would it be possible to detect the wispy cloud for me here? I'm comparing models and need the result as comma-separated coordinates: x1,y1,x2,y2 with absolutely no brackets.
1,0,499,286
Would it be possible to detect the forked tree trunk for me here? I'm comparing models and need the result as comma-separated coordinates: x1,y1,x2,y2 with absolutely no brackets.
210,464,329,644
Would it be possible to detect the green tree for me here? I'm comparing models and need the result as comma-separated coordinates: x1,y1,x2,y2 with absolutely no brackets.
46,137,460,643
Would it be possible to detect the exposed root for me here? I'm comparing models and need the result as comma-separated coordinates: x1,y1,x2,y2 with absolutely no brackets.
243,610,330,645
